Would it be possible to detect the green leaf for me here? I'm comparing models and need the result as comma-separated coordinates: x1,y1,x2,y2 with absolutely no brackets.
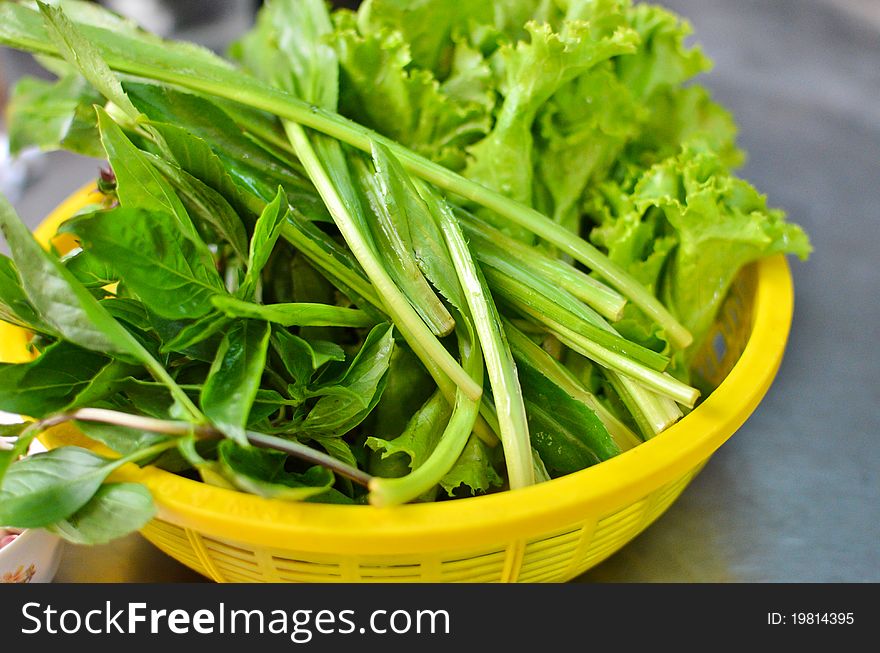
159,313,230,357
0,254,54,334
145,151,249,261
598,145,812,351
215,439,334,501
535,67,640,231
64,358,139,411
38,0,141,120
366,390,449,473
7,74,103,157
331,13,491,170
75,421,168,457
518,357,620,477
125,83,313,214
356,0,491,73
232,0,338,111
143,116,263,221
362,344,435,443
464,16,638,212
301,323,394,437
47,482,156,545
370,143,467,314
239,188,288,299
271,329,345,387
0,446,124,528
0,193,138,356
95,106,209,254
201,320,271,444
63,249,118,289
354,150,455,336
71,207,226,320
439,434,503,496
616,3,711,101
99,297,152,331
212,295,374,329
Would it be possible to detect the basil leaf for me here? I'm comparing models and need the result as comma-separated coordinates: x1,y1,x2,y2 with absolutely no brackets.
0,193,135,356
201,320,271,444
271,329,344,387
124,83,313,209
65,359,140,411
159,313,231,357
300,323,394,437
146,152,249,261
215,440,333,502
95,106,209,256
64,249,118,289
0,446,124,528
71,207,226,320
100,298,152,331
239,188,288,299
0,254,54,334
75,421,168,457
47,482,156,545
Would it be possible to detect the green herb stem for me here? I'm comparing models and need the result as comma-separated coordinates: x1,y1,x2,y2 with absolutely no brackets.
420,183,535,490
369,333,483,506
483,266,669,372
546,318,699,407
18,407,374,488
460,215,626,322
285,123,481,401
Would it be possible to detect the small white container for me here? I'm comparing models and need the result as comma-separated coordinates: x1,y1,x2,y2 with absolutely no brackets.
0,529,63,584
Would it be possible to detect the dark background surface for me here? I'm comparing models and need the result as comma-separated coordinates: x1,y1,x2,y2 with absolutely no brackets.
1,0,878,582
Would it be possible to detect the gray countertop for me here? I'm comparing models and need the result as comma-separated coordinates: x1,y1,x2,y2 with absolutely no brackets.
2,0,878,582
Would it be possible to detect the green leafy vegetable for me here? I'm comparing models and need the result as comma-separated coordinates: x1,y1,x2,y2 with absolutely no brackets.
47,482,156,545
215,440,334,501
0,0,811,532
71,206,226,319
7,73,103,157
201,320,272,444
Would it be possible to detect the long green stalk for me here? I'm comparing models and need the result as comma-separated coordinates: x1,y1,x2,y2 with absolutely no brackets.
460,215,626,322
548,317,699,407
605,373,681,438
481,266,669,371
419,182,535,490
285,123,481,401
369,332,483,506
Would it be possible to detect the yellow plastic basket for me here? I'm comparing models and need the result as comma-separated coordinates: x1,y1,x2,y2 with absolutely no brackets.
0,184,794,583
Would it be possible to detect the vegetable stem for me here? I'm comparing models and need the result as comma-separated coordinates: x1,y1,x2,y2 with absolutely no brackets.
284,123,481,401
419,182,535,490
460,215,626,321
369,332,483,506
20,408,374,488
547,318,699,407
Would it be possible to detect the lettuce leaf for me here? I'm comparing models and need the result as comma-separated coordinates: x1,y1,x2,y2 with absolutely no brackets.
589,144,812,357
